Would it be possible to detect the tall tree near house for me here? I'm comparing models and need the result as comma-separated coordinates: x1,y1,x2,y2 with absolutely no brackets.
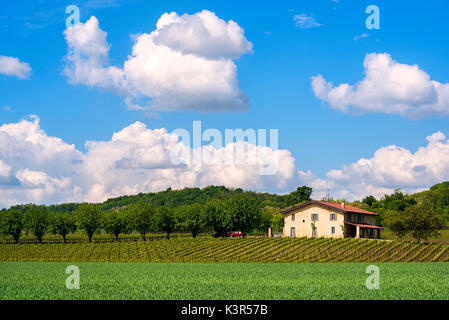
129,201,154,241
261,206,284,233
258,207,273,233
49,212,76,243
270,213,285,233
25,206,49,243
0,209,24,243
284,186,312,207
74,203,102,242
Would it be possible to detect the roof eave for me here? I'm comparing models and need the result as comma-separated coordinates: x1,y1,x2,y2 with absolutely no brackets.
280,200,378,216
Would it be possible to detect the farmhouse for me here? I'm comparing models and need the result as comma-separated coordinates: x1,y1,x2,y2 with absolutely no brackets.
281,200,381,239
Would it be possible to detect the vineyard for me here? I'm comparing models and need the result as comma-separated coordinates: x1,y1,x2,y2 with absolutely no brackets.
1,236,449,263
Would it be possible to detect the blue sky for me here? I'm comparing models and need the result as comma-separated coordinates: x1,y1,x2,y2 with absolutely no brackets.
0,0,448,206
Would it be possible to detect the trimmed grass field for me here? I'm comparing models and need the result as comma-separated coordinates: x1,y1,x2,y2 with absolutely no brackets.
1,262,449,299
1,236,449,263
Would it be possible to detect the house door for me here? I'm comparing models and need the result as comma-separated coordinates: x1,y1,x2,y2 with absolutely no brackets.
290,227,296,237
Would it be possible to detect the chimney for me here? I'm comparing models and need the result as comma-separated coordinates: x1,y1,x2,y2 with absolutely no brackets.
341,202,345,209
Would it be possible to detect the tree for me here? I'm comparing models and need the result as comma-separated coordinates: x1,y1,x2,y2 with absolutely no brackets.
404,203,445,243
203,200,231,237
383,209,408,239
350,201,370,210
270,213,285,233
102,209,131,241
224,195,260,237
0,209,24,243
25,206,49,243
176,204,205,238
362,195,377,208
49,212,76,243
381,189,416,211
259,207,282,234
128,201,154,241
284,186,312,207
74,203,102,242
258,207,273,233
384,203,445,242
154,207,175,239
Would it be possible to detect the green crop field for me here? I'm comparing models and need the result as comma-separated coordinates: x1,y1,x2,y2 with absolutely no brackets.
1,236,449,263
1,262,449,299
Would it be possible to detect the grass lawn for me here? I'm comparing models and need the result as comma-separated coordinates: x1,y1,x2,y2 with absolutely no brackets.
1,262,449,300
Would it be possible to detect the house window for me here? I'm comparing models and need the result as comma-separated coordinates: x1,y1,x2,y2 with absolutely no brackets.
330,213,337,221
291,213,295,221
331,226,335,234
357,215,364,223
290,227,296,237
311,213,319,221
347,214,352,222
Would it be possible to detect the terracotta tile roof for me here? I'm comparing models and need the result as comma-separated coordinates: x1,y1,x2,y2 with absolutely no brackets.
281,200,378,216
316,201,378,215
345,221,383,229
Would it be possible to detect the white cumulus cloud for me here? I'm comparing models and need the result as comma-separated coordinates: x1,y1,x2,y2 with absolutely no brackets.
0,55,31,79
63,11,252,112
312,53,449,118
306,131,449,200
0,116,296,207
1,117,449,206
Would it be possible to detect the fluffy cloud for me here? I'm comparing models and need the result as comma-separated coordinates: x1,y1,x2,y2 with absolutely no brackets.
312,53,449,118
64,11,252,112
306,131,449,200
0,55,31,79
0,160,11,178
1,117,448,207
0,116,296,207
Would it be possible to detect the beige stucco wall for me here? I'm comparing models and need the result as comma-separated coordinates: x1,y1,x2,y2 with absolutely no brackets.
283,204,345,238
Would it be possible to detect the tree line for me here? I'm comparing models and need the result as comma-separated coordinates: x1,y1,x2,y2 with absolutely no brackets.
2,182,449,244
0,194,288,243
